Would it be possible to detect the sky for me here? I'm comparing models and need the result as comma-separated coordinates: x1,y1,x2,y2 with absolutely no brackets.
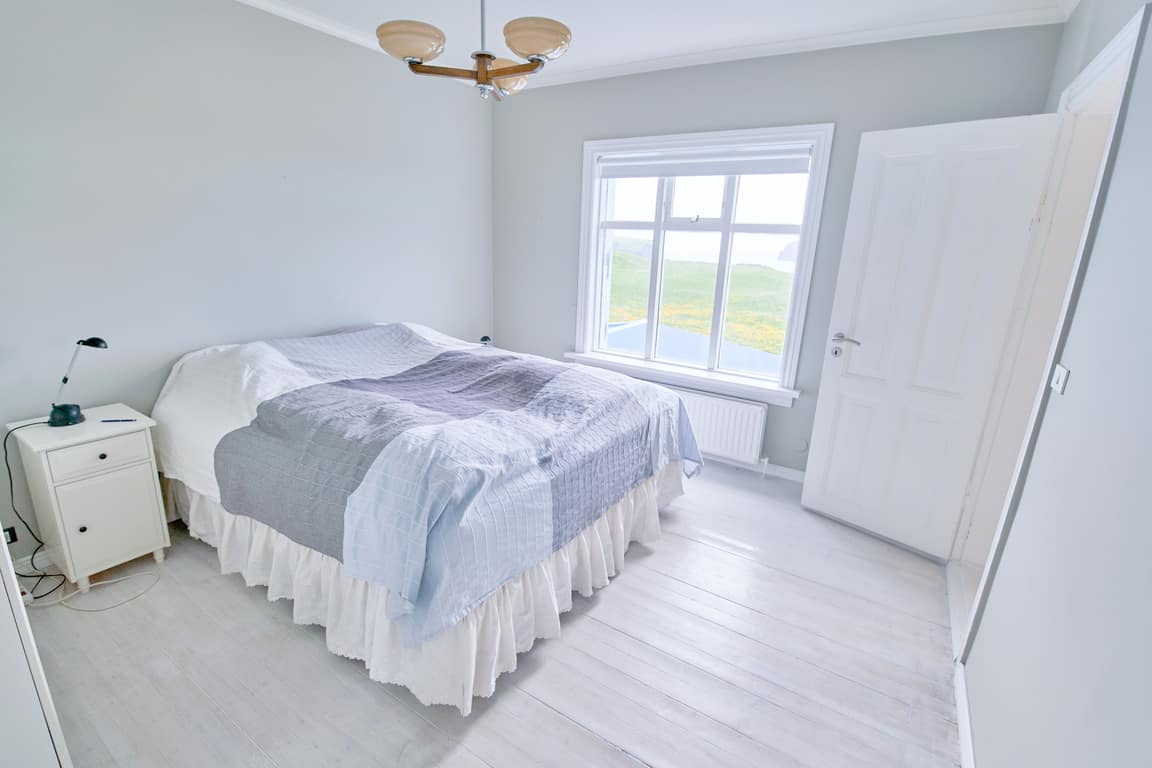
608,174,807,272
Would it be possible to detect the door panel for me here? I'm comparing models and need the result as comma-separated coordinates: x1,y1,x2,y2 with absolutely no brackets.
803,115,1061,558
841,156,925,384
821,397,879,504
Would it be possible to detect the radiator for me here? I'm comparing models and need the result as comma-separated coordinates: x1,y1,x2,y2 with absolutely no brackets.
670,387,767,466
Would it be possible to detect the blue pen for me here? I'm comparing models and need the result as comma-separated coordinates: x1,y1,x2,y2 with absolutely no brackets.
100,418,137,423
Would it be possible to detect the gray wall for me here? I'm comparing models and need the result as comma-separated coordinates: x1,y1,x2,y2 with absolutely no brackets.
1048,0,1150,105
965,11,1150,767
0,0,493,560
491,26,1062,470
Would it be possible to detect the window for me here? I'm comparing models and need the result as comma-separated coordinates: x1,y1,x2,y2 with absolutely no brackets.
572,125,833,403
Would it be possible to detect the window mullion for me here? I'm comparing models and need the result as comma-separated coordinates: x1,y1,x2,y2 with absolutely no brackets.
600,220,661,230
644,179,669,361
591,178,610,352
706,176,738,370
731,223,802,235
663,219,726,231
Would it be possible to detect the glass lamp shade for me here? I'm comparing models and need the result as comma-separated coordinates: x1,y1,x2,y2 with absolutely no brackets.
503,17,571,61
491,58,529,95
376,20,446,62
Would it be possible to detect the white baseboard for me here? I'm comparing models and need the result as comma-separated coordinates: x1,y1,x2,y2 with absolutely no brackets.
762,461,806,483
702,453,806,483
12,552,54,577
945,559,984,660
955,661,976,768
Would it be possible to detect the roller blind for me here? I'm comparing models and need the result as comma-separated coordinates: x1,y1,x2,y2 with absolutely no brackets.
597,145,812,179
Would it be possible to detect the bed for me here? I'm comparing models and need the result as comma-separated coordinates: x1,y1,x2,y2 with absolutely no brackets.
152,323,701,713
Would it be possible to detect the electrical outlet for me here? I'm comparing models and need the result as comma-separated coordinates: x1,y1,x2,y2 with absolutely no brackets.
3,527,16,545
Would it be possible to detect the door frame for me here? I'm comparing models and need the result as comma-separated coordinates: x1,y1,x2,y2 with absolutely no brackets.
958,5,1146,665
952,8,1147,767
950,14,1147,569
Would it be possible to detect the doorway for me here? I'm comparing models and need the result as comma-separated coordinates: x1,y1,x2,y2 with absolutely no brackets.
946,18,1140,657
800,12,1140,661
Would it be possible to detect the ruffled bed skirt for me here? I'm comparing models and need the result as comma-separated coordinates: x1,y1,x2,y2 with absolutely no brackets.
165,462,683,715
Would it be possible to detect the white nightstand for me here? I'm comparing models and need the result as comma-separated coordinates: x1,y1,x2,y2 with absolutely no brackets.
6,403,170,592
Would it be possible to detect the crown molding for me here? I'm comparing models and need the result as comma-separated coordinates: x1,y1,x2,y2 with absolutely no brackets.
233,0,1071,89
531,7,1071,87
234,0,378,50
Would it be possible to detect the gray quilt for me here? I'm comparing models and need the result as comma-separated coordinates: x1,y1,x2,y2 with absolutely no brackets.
211,324,701,644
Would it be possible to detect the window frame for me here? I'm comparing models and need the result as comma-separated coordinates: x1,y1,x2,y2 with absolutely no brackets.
571,124,835,405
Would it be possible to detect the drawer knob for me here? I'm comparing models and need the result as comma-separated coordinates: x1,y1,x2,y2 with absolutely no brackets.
98,452,108,460
78,525,88,533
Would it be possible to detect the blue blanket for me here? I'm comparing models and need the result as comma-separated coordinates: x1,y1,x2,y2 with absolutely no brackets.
211,324,701,644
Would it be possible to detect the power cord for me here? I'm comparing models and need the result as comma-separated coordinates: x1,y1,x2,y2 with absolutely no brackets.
27,570,160,612
5,422,70,599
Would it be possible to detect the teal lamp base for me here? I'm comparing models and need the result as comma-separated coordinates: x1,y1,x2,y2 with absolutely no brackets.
49,403,85,427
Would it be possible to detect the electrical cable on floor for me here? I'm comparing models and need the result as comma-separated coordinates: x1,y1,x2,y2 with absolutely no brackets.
31,573,66,601
28,570,161,612
16,543,67,597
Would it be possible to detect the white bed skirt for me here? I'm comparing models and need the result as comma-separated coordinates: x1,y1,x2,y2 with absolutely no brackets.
166,463,683,715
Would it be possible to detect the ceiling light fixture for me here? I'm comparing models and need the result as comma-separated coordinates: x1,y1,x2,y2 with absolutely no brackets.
375,1,570,100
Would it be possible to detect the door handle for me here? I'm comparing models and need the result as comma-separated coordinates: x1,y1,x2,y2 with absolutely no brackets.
832,332,861,346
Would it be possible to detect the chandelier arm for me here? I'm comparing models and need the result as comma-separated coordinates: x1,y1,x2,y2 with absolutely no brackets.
487,60,545,78
407,62,481,81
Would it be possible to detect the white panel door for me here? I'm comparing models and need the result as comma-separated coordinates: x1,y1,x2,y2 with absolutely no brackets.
802,115,1061,559
1,532,67,766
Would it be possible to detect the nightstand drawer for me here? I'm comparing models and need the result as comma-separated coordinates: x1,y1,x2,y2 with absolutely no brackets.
47,430,150,483
56,463,163,577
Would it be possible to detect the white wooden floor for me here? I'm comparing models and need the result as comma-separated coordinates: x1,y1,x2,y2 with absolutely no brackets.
28,464,959,767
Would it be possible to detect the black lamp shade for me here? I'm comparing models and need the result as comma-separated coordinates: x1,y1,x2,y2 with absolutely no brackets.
79,337,108,348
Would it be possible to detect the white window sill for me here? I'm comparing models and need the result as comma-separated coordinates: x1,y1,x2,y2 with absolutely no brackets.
564,351,800,407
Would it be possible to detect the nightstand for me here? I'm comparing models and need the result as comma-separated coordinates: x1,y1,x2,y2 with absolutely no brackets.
6,403,170,592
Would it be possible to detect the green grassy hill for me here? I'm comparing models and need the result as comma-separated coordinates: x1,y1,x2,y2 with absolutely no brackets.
607,248,792,354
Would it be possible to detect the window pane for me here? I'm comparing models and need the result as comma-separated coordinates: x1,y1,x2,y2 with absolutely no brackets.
606,177,658,221
600,230,653,356
734,174,809,225
670,176,724,220
655,231,720,368
719,233,798,378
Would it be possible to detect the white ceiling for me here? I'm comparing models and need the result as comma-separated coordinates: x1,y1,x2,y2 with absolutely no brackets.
237,0,1078,86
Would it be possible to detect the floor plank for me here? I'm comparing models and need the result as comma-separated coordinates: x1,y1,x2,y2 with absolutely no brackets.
26,466,958,767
